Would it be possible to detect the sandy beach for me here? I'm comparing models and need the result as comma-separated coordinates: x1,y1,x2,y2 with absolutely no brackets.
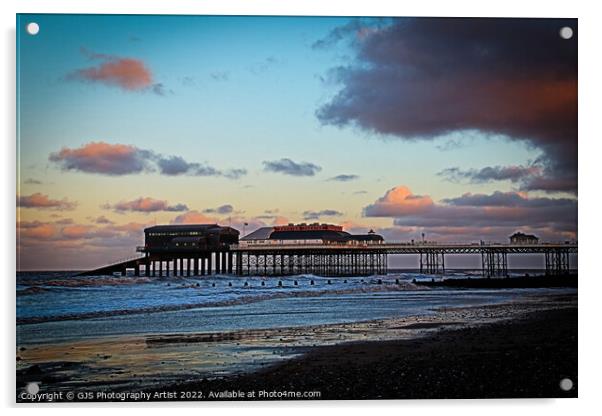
17,291,576,401
168,304,576,400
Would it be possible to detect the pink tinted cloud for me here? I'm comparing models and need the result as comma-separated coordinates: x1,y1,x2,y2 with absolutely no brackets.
17,219,153,270
170,211,218,225
363,186,434,217
49,142,151,175
17,221,58,239
70,54,152,91
61,225,97,239
17,193,76,210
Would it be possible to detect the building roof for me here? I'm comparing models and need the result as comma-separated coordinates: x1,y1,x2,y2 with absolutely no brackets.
241,224,385,242
270,229,351,241
349,234,384,241
144,224,237,233
241,227,274,240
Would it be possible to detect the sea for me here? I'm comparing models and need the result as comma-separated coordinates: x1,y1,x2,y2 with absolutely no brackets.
16,269,572,347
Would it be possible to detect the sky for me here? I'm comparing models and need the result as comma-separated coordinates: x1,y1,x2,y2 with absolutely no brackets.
16,15,578,270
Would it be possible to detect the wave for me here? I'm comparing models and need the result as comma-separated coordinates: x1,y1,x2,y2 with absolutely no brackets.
18,275,157,288
16,281,424,325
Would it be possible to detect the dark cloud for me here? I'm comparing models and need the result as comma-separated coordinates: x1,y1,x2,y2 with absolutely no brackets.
156,155,220,176
103,197,188,213
439,165,577,194
328,174,359,182
17,193,77,211
203,204,234,215
316,18,577,193
263,158,322,177
151,83,173,96
438,165,542,184
49,142,247,179
303,209,344,220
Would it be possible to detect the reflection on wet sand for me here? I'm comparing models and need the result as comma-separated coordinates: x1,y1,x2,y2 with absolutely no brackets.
17,293,574,392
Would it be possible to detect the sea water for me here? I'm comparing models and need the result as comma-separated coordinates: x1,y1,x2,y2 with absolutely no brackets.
16,271,573,346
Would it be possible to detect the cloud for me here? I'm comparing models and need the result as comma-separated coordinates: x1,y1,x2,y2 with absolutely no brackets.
203,204,234,215
312,18,390,50
438,165,543,185
49,142,247,179
151,83,173,96
156,155,219,176
210,71,230,81
17,219,153,270
68,49,156,92
363,185,576,240
49,142,153,175
17,219,148,247
363,186,434,217
17,221,58,239
316,18,577,193
91,215,114,224
328,174,359,182
248,56,279,75
263,158,322,176
24,178,43,185
17,193,76,210
103,197,188,213
156,156,247,179
170,210,218,225
302,209,344,220
222,169,247,180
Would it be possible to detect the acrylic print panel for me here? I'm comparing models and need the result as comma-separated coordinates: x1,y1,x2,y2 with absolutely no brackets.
16,14,577,402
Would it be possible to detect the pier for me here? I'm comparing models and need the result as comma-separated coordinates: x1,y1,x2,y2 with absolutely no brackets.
231,242,577,277
76,223,577,278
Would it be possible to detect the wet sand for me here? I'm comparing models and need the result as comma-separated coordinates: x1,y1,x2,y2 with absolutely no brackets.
16,292,576,401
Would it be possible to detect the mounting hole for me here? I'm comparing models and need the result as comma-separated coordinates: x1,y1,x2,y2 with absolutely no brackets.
559,26,573,40
26,22,40,36
25,382,40,395
559,378,573,391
